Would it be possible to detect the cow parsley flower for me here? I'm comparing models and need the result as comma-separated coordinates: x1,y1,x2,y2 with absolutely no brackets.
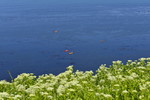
140,84,147,91
0,80,10,85
137,67,146,70
130,73,138,78
95,93,100,96
13,95,22,99
132,90,137,93
122,90,128,94
107,76,116,81
125,76,134,80
139,95,144,99
0,92,9,98
127,60,132,62
57,85,65,95
40,92,48,96
114,84,120,87
68,89,75,92
139,58,146,61
47,87,54,91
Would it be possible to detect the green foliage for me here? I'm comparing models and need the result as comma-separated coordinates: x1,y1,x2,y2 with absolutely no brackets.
0,58,150,100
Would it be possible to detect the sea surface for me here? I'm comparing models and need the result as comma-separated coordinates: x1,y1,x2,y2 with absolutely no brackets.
1,2,150,80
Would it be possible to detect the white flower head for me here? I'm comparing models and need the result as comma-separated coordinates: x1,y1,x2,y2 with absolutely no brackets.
57,85,66,95
0,92,9,98
127,60,132,62
113,60,122,65
47,87,54,91
103,94,113,99
16,85,26,91
122,90,128,94
139,58,146,61
95,93,100,96
114,84,120,87
130,73,138,78
125,76,134,80
107,76,116,81
13,95,22,99
40,92,48,96
137,67,146,70
132,90,137,93
0,80,10,85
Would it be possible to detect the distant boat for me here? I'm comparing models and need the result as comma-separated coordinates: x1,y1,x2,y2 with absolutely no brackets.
53,30,59,33
68,52,74,55
64,50,69,52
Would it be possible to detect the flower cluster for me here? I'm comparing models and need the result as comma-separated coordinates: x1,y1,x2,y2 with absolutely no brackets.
0,58,150,100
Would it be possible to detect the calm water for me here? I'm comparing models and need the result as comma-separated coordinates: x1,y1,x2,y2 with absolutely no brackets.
1,3,150,80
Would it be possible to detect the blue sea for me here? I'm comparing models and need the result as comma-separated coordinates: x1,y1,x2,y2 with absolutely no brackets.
1,1,150,80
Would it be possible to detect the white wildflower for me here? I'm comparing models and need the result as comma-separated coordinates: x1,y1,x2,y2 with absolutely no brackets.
25,86,40,94
130,73,138,78
0,92,9,98
100,93,113,98
67,80,79,86
76,84,82,88
16,85,26,91
139,58,146,61
40,92,48,96
114,84,120,87
29,94,35,97
112,89,119,92
75,70,84,76
132,90,137,93
131,62,136,65
47,87,54,91
95,93,100,96
100,64,107,70
139,66,146,69
0,80,10,85
67,65,73,71
116,75,123,79
122,90,128,94
98,86,105,90
99,79,105,84
139,95,144,99
103,94,113,99
127,60,132,62
37,80,43,83
147,58,150,60
113,60,122,64
100,93,105,96
145,82,150,85
137,62,141,65
47,96,53,99
107,75,116,81
91,78,95,82
68,89,75,92
88,89,94,92
125,76,134,80
121,78,126,81
40,83,51,88
13,95,22,99
57,85,65,95
14,73,36,81
139,84,147,91
146,62,150,66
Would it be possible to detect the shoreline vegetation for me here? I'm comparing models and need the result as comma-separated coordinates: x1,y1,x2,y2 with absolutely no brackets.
0,58,150,100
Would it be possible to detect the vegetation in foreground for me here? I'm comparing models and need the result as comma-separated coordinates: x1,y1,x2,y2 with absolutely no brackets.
0,58,150,100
